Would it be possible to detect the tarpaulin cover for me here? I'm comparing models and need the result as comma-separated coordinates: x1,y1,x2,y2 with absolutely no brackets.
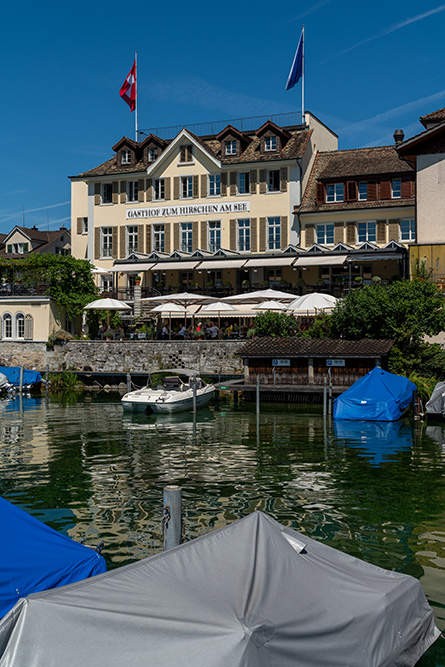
425,381,445,417
0,496,106,619
0,512,439,667
333,367,416,421
0,367,42,388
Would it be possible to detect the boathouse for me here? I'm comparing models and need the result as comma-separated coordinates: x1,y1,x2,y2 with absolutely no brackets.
238,338,394,387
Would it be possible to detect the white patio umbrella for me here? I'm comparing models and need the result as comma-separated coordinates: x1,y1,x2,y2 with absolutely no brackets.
84,297,132,327
141,292,216,307
224,288,296,303
199,301,238,331
251,300,287,312
150,302,188,339
286,292,338,316
91,266,111,275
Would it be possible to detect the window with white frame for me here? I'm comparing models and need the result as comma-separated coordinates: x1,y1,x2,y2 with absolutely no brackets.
400,218,415,241
326,183,344,202
101,275,112,292
208,221,221,252
121,150,131,165
225,140,237,155
238,172,250,194
101,183,113,204
208,174,221,196
153,224,165,252
2,313,12,338
126,226,138,254
82,217,88,234
358,221,376,243
15,313,24,339
238,219,250,252
358,182,367,201
180,223,193,253
179,144,193,163
265,136,277,151
148,147,158,162
316,224,334,245
267,170,280,192
127,181,139,203
10,243,27,254
268,217,281,250
392,179,401,198
153,178,165,201
101,227,113,257
180,176,193,199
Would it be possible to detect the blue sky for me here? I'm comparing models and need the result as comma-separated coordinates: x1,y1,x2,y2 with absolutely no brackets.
1,0,444,235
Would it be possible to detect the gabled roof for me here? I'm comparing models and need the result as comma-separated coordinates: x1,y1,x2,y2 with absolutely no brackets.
146,128,221,176
0,226,70,258
111,136,139,152
397,118,445,163
255,120,291,141
139,134,167,150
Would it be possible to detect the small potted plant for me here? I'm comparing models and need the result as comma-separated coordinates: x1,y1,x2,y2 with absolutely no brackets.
134,275,141,286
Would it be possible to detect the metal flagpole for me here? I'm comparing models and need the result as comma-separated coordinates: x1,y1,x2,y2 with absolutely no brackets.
301,26,305,126
135,50,138,141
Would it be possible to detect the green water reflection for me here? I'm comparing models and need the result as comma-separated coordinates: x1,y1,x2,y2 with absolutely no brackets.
0,392,444,665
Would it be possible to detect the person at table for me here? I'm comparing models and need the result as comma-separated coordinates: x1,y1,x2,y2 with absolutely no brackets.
178,324,186,338
161,324,169,340
209,322,218,339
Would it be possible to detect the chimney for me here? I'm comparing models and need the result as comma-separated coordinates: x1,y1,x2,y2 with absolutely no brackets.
393,129,405,145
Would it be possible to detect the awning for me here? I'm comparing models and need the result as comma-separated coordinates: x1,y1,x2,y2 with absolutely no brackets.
110,263,157,272
294,255,348,267
151,261,200,271
243,257,296,268
196,259,248,270
348,254,403,262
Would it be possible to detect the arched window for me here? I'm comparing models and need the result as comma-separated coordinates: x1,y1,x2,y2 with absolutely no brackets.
15,313,25,339
2,313,12,338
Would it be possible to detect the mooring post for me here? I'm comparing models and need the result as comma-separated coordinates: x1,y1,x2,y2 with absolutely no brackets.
413,389,420,421
45,364,49,384
323,377,327,417
162,485,182,550
126,373,131,393
328,368,332,416
256,377,260,414
192,377,197,414
19,366,24,393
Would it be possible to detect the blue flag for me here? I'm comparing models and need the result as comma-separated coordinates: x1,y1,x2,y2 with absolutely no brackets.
285,29,304,91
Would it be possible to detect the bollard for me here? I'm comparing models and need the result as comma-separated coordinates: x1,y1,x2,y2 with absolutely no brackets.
162,486,182,550
328,368,332,416
256,377,260,414
126,373,131,393
45,364,49,384
19,366,24,393
323,377,327,417
192,377,197,414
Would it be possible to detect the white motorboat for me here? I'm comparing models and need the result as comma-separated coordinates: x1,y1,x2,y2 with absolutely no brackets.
0,373,13,394
121,369,216,414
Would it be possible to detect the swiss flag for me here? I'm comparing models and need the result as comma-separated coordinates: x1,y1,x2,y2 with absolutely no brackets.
119,60,136,112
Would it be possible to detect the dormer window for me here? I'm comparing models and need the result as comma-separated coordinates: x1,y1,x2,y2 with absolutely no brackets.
265,136,277,152
225,140,237,156
148,147,158,162
121,150,131,165
326,183,344,203
180,144,193,163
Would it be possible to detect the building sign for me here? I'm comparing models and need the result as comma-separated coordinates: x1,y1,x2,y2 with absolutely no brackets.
272,359,291,367
126,201,250,220
326,359,345,367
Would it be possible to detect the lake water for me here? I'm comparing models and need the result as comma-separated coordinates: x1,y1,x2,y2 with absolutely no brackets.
1,392,444,665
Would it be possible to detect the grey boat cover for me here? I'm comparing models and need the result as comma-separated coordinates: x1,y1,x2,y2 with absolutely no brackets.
0,512,439,667
425,381,445,415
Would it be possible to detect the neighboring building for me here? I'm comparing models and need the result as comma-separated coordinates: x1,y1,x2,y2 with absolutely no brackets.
70,113,337,292
0,226,71,258
0,297,63,342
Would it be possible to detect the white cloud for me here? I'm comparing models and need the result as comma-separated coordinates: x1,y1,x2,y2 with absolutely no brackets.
0,201,70,226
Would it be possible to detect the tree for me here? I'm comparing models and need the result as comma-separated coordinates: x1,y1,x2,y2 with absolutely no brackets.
253,311,300,337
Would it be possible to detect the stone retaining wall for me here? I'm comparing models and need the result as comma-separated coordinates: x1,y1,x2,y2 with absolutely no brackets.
0,340,244,375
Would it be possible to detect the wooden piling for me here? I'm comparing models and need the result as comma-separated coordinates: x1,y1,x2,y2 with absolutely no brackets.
19,366,24,393
162,486,182,551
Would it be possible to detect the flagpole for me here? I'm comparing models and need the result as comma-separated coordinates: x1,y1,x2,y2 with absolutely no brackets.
301,25,305,126
135,50,138,141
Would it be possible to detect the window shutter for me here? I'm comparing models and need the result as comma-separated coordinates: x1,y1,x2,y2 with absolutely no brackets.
137,224,144,252
120,226,126,258
200,221,207,250
173,223,180,250
173,177,179,200
112,227,118,258
77,217,83,234
193,175,199,198
138,179,145,202
280,168,288,192
388,219,400,241
346,181,357,201
377,220,386,244
94,183,101,206
401,177,412,198
346,223,356,245
146,178,153,201
7,244,12,254
305,225,315,247
230,219,236,250
334,223,343,244
250,218,257,252
164,224,171,253
201,175,207,198
380,180,391,200
192,221,198,250
259,217,266,252
94,228,100,259
281,216,288,249
24,314,33,340
164,177,171,200
316,183,325,204
367,181,377,201
259,169,267,194
220,172,226,196
250,170,257,194
145,225,152,254
230,172,236,195
119,181,126,204
112,181,119,204
23,243,29,253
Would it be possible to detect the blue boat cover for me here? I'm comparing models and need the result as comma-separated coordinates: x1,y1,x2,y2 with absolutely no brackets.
0,496,106,618
0,367,42,387
333,367,416,421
